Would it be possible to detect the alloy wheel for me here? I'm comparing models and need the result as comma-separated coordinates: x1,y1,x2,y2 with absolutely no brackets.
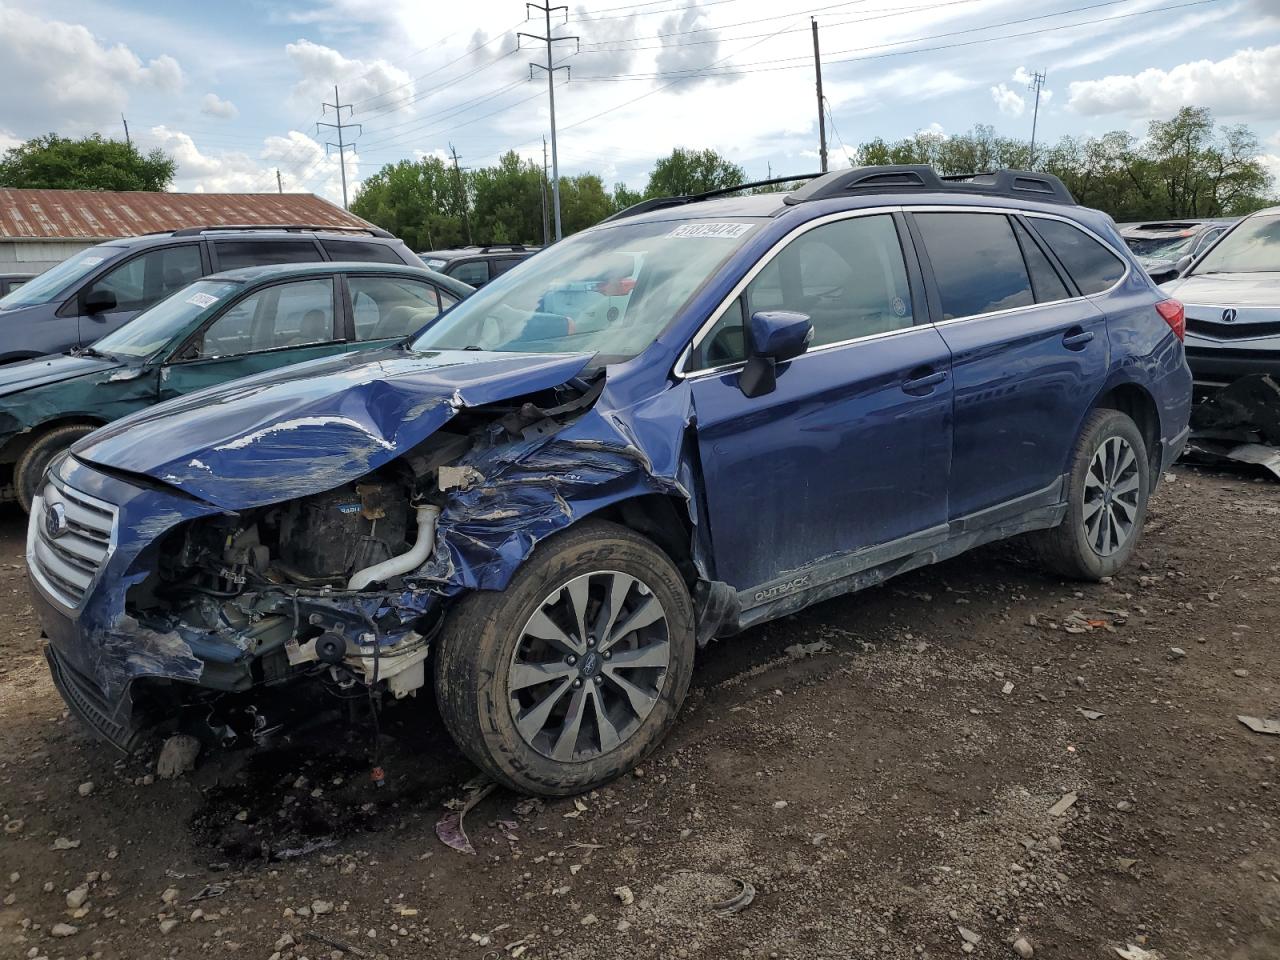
507,570,670,762
1082,435,1141,557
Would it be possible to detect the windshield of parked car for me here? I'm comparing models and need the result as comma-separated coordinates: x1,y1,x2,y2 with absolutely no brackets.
1193,215,1280,274
0,245,127,310
409,218,762,363
1125,234,1195,260
93,280,242,359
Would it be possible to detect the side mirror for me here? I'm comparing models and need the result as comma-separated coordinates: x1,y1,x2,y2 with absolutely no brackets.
739,310,813,398
83,289,117,315
1174,254,1194,276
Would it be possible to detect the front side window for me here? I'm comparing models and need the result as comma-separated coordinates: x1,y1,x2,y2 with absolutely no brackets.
82,244,203,312
450,260,490,286
1030,218,1125,294
96,280,241,359
1192,214,1280,275
411,217,762,365
915,213,1034,320
0,245,130,310
349,275,443,341
193,277,335,359
213,239,321,271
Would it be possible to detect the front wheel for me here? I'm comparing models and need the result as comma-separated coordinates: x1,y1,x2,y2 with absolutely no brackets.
1032,408,1150,580
15,424,97,513
434,519,696,796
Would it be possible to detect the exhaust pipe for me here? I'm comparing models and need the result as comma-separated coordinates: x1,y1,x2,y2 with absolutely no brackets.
347,505,441,591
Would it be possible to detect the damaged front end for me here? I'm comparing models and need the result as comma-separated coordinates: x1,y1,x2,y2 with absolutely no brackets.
30,348,713,753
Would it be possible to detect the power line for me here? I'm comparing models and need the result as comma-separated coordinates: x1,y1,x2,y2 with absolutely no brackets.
317,85,361,208
518,2,579,242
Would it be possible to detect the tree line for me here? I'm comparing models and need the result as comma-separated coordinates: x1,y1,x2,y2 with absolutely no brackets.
1,107,1273,246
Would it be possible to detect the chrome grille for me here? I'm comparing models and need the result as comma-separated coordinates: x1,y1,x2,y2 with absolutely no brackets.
27,476,117,610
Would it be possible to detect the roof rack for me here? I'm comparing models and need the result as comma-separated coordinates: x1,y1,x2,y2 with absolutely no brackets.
475,244,534,252
155,224,395,239
601,173,825,223
784,165,1075,206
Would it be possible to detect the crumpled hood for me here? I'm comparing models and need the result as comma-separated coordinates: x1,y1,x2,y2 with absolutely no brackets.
1162,272,1280,311
0,352,125,398
72,346,593,510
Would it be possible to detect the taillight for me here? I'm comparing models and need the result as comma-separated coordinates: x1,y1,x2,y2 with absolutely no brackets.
1155,299,1185,341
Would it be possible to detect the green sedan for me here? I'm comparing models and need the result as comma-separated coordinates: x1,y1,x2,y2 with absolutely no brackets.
0,261,473,511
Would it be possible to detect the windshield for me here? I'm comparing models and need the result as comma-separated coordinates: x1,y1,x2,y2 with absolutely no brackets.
1125,234,1194,260
94,280,241,359
410,218,762,362
0,245,126,309
1193,215,1280,275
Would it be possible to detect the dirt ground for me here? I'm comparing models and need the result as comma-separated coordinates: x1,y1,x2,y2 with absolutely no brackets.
1,464,1278,960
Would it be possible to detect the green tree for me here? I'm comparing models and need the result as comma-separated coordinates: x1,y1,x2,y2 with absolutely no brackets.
612,182,645,212
351,156,467,251
644,147,745,197
559,173,613,234
469,151,544,245
0,133,175,191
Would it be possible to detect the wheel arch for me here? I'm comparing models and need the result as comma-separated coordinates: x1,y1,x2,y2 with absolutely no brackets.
1090,380,1162,484
0,415,108,465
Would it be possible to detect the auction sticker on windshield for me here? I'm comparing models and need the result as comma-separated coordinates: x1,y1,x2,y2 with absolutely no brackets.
667,222,753,239
185,292,220,308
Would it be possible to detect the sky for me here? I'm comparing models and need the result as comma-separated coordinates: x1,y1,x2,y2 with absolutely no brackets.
2,0,1279,206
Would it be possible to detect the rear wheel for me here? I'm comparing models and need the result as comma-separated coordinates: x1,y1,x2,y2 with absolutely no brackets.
15,424,96,514
434,519,695,796
1032,408,1150,580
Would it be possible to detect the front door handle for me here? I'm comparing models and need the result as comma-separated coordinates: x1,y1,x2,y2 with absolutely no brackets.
902,368,948,394
1062,328,1094,349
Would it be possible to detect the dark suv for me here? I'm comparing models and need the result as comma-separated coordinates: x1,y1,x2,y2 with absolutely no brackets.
0,225,420,363
30,166,1192,796
418,244,538,287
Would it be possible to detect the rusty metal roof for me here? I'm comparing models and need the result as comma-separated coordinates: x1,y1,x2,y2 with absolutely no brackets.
0,189,376,240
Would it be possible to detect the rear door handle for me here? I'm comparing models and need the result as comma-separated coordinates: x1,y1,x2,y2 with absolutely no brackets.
902,369,948,394
1062,328,1094,349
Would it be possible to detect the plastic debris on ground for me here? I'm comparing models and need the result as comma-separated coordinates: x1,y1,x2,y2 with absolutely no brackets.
1184,374,1280,480
436,781,497,855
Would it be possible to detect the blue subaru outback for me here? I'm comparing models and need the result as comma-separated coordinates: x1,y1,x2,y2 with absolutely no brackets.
28,166,1191,796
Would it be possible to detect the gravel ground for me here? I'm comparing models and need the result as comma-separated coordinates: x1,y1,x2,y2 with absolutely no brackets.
1,464,1278,960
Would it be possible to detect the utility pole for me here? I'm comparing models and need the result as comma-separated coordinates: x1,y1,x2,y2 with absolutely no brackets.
121,114,131,149
540,137,550,247
449,143,473,245
276,169,283,194
1027,70,1047,169
519,3,578,242
812,18,828,174
317,85,361,209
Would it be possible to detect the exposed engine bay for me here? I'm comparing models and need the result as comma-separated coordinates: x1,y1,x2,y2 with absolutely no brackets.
121,379,606,729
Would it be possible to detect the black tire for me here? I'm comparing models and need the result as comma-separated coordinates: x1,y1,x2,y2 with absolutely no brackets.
15,424,97,514
1032,408,1150,580
434,519,696,796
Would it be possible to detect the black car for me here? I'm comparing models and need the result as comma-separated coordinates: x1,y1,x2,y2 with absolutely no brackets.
0,225,422,364
417,244,539,287
0,273,34,298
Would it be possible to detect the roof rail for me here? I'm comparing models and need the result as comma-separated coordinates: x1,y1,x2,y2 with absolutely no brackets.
785,165,1076,206
601,172,825,223
476,244,532,252
158,224,395,239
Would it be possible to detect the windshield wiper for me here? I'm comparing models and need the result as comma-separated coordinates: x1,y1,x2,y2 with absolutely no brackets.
68,346,117,361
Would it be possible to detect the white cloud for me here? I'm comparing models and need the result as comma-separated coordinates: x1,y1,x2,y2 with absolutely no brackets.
200,93,238,119
1067,44,1280,118
0,129,22,153
285,39,416,115
0,6,182,132
991,83,1026,117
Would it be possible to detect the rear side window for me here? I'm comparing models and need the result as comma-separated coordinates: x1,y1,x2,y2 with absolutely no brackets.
915,213,1033,319
1012,219,1071,302
449,260,490,286
1029,218,1125,294
320,239,403,264
349,275,443,341
491,257,525,277
214,239,321,271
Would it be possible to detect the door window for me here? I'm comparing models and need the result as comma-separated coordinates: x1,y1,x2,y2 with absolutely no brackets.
491,257,525,276
746,215,914,348
213,239,321,270
194,278,335,359
915,213,1035,320
1028,218,1125,294
449,260,490,286
1012,219,1071,303
83,244,203,312
349,276,443,341
320,238,404,263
